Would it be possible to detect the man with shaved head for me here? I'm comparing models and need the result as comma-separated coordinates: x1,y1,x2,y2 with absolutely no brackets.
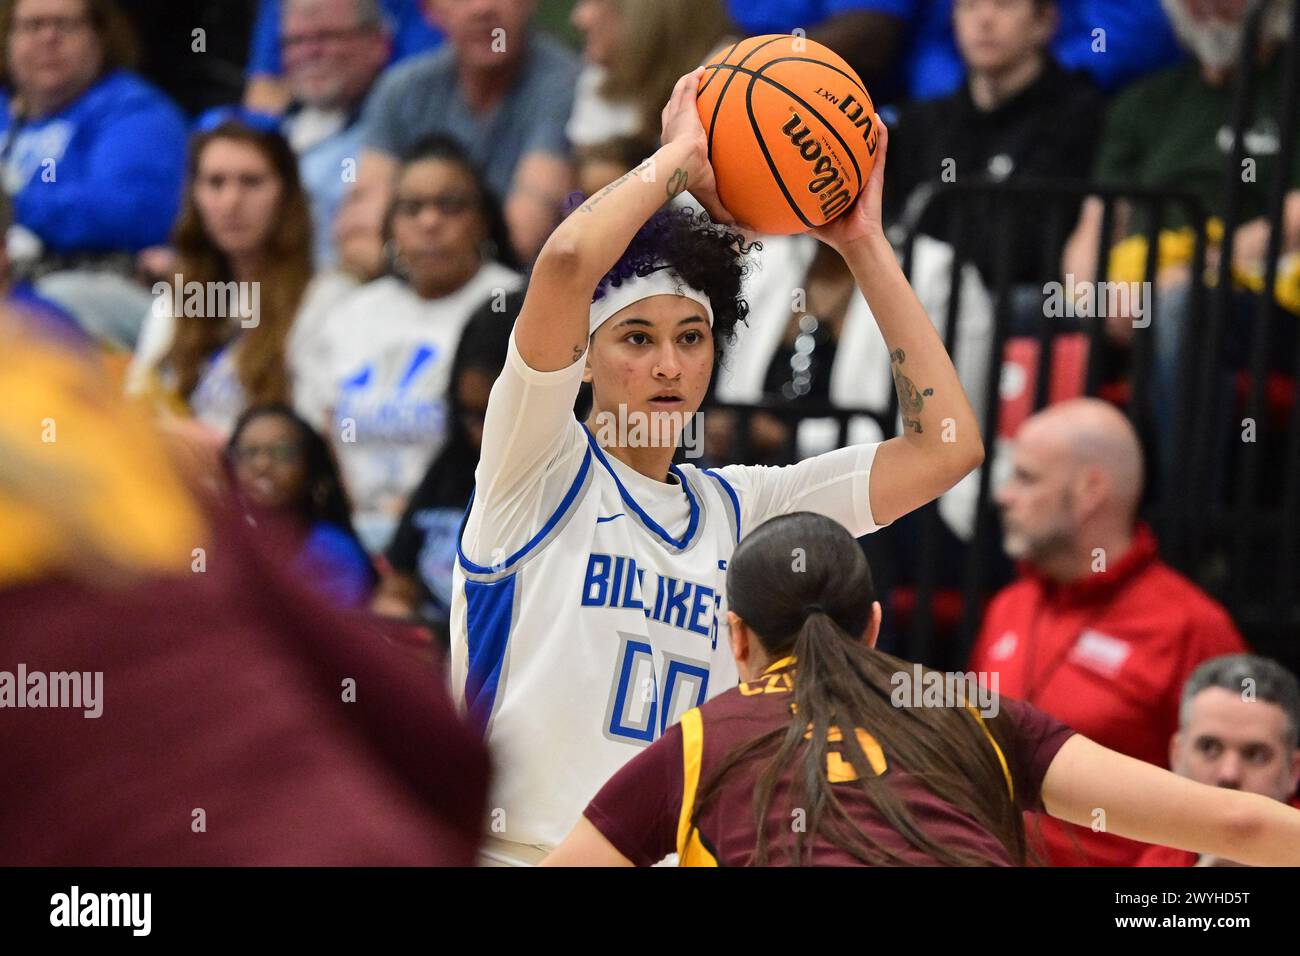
969,398,1247,866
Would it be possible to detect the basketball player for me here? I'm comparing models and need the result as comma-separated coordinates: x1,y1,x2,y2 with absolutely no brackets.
543,512,1300,866
451,67,984,864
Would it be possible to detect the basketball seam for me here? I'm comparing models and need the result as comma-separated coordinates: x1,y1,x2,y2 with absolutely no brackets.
721,60,867,188
706,36,788,165
738,60,868,231
755,58,867,187
744,71,815,231
756,56,868,97
698,39,742,97
705,57,868,99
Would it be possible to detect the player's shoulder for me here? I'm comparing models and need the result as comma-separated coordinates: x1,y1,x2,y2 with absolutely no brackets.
679,462,741,493
984,575,1042,617
378,45,456,94
328,275,410,315
1133,558,1236,631
698,671,793,723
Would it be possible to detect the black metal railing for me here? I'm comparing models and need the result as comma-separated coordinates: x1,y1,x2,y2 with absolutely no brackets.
703,0,1299,671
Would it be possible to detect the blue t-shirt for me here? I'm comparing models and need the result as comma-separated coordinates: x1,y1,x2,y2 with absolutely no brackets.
0,70,187,254
882,0,1184,102
724,0,895,36
361,32,579,201
730,1,1184,103
291,114,366,268
297,522,375,608
247,0,442,77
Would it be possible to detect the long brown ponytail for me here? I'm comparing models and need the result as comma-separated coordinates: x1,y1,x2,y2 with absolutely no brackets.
692,512,1029,866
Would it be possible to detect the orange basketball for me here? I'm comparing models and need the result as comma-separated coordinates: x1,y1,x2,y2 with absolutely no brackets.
697,34,881,235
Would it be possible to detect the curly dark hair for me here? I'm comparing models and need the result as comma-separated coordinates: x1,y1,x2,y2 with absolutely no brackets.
589,203,761,369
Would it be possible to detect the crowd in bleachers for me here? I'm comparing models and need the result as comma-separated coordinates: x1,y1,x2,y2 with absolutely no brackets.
3,0,1298,866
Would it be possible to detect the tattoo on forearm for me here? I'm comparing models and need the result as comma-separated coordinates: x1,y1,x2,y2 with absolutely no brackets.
579,160,655,213
666,168,689,201
890,348,934,434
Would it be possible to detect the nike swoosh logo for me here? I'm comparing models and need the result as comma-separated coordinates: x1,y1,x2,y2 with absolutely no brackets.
596,513,626,524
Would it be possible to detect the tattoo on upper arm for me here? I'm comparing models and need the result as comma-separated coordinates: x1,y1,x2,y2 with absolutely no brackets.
579,159,655,213
572,343,586,363
890,348,934,434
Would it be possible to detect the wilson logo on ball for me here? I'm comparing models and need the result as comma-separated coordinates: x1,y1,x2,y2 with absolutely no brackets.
781,112,852,219
698,34,881,234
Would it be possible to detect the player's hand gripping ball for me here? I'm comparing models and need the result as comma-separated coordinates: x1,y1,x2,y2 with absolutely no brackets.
697,34,882,235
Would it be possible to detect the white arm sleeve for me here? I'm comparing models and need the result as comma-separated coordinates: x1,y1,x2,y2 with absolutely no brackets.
714,442,886,539
460,329,589,566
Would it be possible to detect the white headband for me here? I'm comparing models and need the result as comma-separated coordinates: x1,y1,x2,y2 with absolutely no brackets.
589,266,714,336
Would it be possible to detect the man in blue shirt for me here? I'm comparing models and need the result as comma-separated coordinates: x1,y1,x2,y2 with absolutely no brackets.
885,0,1184,103
724,0,914,103
276,0,394,268
244,0,442,113
335,0,579,272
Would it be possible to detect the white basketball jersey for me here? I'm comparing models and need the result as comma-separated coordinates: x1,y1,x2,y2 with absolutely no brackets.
449,421,744,850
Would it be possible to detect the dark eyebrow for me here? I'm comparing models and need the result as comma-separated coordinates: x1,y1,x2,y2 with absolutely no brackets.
612,315,708,330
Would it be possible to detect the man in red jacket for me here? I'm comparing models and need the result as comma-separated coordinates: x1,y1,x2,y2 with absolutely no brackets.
1136,653,1300,866
968,398,1246,866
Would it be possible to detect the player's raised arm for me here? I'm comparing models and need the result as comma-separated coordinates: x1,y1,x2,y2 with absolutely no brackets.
513,68,736,373
810,125,985,527
1041,734,1300,866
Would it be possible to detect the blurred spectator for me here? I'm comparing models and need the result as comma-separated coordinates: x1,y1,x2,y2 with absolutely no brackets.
335,0,579,272
244,0,441,114
0,0,187,347
885,0,1102,293
885,0,1183,104
227,402,376,608
372,290,518,637
0,181,83,342
1136,653,1300,865
127,112,357,436
300,137,522,552
277,0,393,267
0,313,490,864
721,0,912,101
1064,0,1299,289
568,0,733,196
119,0,259,117
1061,0,1299,480
968,397,1247,866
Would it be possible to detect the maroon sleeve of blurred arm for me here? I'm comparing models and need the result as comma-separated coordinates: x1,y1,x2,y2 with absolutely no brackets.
0,505,489,866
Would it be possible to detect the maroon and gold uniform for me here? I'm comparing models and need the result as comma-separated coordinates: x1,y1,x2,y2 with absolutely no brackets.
584,657,1076,865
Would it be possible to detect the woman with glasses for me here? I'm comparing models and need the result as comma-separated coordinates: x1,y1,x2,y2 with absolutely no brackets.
299,135,522,553
0,0,187,349
370,291,522,644
225,402,375,608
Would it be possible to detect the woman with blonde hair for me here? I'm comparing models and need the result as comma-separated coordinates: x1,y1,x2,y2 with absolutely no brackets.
128,110,354,436
568,0,735,196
